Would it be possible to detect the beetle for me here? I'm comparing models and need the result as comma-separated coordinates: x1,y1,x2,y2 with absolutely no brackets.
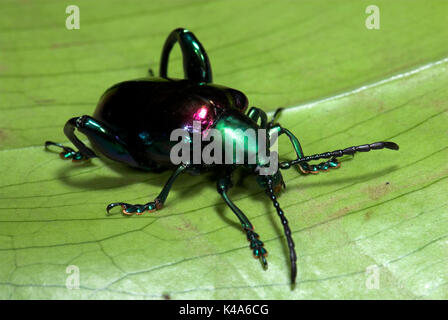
45,28,399,284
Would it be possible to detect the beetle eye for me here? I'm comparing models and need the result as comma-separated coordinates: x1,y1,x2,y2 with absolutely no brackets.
225,88,248,112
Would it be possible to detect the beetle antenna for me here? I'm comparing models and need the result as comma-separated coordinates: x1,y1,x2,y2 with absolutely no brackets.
266,176,297,283
279,141,399,169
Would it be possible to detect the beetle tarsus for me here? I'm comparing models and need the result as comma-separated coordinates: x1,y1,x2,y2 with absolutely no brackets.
246,227,268,267
106,201,159,216
45,141,89,162
298,157,340,174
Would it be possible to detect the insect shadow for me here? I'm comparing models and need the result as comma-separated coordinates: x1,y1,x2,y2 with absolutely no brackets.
48,149,222,208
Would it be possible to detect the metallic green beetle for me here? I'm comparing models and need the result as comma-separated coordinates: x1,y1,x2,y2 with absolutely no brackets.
45,28,399,284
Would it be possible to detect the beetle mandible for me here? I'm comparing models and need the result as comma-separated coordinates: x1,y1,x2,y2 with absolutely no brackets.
45,28,399,284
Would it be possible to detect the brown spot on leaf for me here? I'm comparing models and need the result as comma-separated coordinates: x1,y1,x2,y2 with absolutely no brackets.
364,210,373,220
175,218,200,234
0,129,7,142
374,100,386,113
364,183,391,200
328,206,351,220
430,98,448,112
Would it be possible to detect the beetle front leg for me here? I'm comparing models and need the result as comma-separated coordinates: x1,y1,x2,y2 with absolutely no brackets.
267,107,284,129
217,171,268,268
247,107,268,128
107,164,188,216
249,107,338,173
269,124,341,174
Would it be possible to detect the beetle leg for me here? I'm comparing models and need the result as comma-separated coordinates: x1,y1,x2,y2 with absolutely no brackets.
269,124,344,174
45,116,100,162
267,107,284,129
297,158,341,174
45,141,91,161
269,124,311,173
217,172,268,268
247,107,268,128
45,115,146,167
160,28,212,83
107,164,188,216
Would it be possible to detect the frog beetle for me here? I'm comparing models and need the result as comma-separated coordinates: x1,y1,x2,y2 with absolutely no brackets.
45,28,399,284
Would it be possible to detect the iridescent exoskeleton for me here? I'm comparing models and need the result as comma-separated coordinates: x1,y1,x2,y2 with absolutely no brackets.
45,28,399,284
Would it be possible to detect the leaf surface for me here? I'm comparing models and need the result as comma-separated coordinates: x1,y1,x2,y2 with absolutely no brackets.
0,0,447,299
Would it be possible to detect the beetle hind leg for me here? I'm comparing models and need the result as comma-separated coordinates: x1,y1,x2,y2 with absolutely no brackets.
45,116,102,162
160,28,212,83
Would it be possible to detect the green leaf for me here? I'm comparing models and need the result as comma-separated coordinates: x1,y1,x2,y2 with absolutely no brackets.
0,0,447,299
